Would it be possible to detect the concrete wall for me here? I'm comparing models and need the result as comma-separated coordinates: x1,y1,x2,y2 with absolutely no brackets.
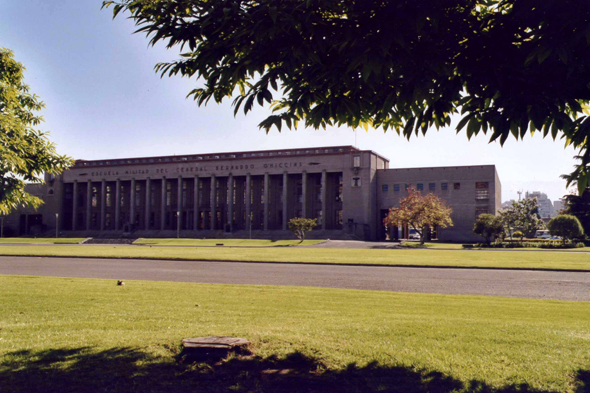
377,165,499,242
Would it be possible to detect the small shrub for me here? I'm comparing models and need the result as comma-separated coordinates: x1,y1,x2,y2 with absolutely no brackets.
512,231,524,241
547,215,585,244
288,217,318,243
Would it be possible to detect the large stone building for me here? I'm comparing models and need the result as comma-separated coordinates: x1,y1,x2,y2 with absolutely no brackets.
3,146,501,242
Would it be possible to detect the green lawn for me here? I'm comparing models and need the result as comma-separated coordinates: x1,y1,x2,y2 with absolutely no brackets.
0,245,588,271
0,237,85,244
0,275,588,392
134,238,324,247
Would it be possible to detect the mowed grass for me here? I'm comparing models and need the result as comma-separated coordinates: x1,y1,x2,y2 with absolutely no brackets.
0,245,588,271
0,237,85,244
134,238,323,247
0,275,588,392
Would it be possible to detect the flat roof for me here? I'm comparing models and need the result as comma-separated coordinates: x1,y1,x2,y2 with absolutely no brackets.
74,145,390,168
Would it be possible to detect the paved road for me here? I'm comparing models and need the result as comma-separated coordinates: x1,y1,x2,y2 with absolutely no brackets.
0,256,588,301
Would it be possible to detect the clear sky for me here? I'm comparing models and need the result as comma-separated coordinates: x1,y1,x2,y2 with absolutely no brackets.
1,0,578,202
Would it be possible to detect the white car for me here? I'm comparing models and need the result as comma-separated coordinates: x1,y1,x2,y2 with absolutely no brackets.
535,230,551,239
408,229,421,240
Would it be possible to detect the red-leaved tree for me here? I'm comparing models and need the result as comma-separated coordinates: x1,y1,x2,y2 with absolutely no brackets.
384,187,453,244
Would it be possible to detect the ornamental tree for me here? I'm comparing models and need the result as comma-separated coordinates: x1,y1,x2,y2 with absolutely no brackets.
288,217,317,243
0,48,72,214
499,199,544,238
473,213,503,245
383,188,453,245
562,187,590,236
104,0,590,192
547,214,584,244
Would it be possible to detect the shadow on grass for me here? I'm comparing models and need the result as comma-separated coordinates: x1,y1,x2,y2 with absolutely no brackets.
1,347,588,393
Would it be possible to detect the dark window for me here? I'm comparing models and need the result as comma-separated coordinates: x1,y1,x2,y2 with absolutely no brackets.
429,183,435,191
393,184,400,192
382,184,388,192
405,183,410,190
454,183,461,190
417,183,424,191
475,206,489,216
441,183,448,190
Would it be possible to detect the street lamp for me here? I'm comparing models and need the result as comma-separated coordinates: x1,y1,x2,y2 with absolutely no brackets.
55,213,59,238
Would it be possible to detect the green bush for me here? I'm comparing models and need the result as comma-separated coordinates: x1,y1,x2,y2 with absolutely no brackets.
468,241,585,249
547,214,585,243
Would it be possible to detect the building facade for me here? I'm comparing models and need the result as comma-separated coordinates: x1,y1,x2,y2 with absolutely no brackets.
3,146,501,242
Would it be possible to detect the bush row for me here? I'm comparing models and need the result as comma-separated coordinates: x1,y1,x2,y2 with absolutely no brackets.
464,242,585,249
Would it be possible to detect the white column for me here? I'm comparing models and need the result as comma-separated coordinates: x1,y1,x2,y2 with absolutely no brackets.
194,175,199,230
210,175,216,230
130,178,136,229
72,180,78,230
160,177,166,230
245,173,251,230
177,176,182,231
282,172,288,230
115,179,121,230
100,180,106,230
228,174,234,232
145,178,151,230
263,173,269,230
86,180,92,230
302,171,307,218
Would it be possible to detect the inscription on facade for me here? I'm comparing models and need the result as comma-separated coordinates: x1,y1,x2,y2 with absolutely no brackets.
88,162,305,178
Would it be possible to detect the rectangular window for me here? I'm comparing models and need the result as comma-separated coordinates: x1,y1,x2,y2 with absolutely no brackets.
429,183,435,191
106,186,112,208
476,182,489,189
441,183,448,191
476,189,490,200
405,183,410,191
475,206,489,216
337,210,343,226
417,183,424,191
393,184,400,192
454,182,461,190
92,187,98,208
382,184,388,192
353,156,361,168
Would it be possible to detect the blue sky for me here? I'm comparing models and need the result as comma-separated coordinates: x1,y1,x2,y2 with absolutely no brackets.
1,0,578,202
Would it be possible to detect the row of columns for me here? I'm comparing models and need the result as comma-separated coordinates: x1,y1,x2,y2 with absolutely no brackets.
71,170,329,231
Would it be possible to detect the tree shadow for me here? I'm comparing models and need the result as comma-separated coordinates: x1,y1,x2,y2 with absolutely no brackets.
1,346,587,393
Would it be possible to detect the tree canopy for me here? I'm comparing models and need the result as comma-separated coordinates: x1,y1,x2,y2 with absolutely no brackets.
473,213,503,245
563,188,590,235
383,187,453,244
0,48,72,214
104,0,590,191
547,214,584,243
499,198,544,238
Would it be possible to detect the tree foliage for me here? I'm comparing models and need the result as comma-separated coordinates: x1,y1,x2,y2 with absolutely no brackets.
104,0,590,192
562,188,590,235
547,214,584,243
0,48,72,215
498,199,544,238
473,213,503,245
383,188,453,245
288,217,317,243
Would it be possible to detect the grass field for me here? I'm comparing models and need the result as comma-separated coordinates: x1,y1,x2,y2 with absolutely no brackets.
0,245,588,271
0,275,588,392
0,238,85,244
134,238,323,247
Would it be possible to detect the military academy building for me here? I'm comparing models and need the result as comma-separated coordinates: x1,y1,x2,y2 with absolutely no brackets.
5,146,501,242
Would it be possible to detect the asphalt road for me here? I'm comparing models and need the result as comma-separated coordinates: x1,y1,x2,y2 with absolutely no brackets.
0,256,588,301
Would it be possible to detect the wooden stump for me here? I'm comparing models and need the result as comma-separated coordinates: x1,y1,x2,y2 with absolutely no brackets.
181,336,251,360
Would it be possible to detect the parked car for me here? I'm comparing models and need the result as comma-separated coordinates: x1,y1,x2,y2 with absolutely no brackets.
408,229,421,240
535,230,551,239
